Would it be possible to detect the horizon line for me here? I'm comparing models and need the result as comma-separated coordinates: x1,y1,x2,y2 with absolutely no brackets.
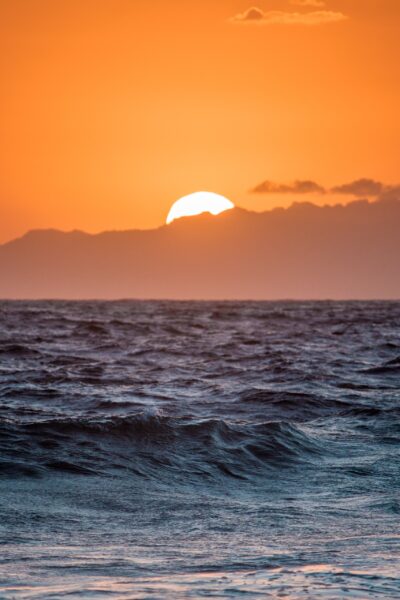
0,297,399,303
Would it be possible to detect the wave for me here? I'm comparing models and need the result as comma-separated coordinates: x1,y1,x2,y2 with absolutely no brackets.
0,343,41,357
363,356,400,375
0,412,327,481
236,388,398,420
239,389,341,418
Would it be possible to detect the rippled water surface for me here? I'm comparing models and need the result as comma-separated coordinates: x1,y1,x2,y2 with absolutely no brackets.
0,300,399,598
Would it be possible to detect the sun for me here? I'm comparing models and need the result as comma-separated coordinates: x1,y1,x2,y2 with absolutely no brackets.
166,192,235,225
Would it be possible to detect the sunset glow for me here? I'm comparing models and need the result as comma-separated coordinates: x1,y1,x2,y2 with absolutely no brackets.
166,192,234,224
1,1,399,243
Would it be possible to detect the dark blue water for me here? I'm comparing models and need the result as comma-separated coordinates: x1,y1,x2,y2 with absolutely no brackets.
0,301,399,598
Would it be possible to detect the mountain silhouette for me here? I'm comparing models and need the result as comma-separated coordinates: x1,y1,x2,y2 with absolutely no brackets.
0,200,399,299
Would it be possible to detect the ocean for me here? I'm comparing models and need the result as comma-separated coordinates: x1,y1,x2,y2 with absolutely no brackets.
0,300,399,598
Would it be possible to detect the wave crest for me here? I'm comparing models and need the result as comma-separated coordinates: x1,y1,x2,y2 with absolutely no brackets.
0,413,326,482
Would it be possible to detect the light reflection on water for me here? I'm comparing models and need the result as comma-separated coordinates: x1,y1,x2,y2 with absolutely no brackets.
3,565,400,599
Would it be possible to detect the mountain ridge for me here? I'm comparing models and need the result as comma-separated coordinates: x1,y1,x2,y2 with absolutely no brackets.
1,201,399,299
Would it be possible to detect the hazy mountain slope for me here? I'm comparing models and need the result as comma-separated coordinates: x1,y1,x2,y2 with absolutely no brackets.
0,201,399,299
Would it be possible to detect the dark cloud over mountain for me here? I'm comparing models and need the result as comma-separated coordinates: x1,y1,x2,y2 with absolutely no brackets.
252,177,399,199
252,180,325,194
331,178,385,197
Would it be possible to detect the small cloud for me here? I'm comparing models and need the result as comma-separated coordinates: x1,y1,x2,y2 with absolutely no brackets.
291,0,326,7
231,7,265,22
230,7,348,25
331,178,385,197
252,180,325,194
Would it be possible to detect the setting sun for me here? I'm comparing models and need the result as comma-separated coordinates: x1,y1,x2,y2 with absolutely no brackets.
166,192,235,225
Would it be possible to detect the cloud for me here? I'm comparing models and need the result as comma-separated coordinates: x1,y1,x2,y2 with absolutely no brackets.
230,7,348,25
251,177,400,201
331,179,385,197
291,0,326,7
231,7,265,22
252,180,326,194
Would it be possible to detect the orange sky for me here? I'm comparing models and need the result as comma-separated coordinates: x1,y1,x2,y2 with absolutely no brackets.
0,0,399,243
